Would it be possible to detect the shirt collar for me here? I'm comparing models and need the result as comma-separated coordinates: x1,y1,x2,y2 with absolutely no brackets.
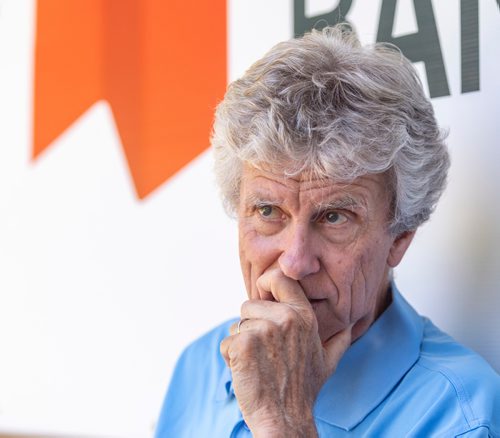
215,284,424,430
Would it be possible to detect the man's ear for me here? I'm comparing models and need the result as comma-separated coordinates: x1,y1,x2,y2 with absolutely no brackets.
387,230,416,268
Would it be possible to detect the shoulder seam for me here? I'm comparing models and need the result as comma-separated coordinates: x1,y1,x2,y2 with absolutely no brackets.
416,359,477,428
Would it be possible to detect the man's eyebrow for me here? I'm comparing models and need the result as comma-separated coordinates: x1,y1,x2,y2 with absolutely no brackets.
314,195,364,211
245,193,283,206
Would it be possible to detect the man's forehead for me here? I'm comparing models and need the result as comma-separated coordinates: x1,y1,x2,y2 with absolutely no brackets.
241,163,386,196
243,162,324,182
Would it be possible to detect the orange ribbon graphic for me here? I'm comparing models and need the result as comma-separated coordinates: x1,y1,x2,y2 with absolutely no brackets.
34,0,227,198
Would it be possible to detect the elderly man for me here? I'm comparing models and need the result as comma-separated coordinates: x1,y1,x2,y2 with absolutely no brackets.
155,26,500,437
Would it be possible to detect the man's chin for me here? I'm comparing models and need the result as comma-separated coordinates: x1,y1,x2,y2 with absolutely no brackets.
316,313,350,345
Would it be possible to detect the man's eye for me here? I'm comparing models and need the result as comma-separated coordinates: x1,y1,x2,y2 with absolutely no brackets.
324,211,347,225
258,205,277,218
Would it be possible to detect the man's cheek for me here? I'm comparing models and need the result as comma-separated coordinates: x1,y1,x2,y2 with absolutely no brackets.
349,258,382,321
349,297,369,323
334,260,367,321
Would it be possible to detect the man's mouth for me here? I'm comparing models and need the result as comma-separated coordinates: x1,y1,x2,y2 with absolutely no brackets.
308,298,326,309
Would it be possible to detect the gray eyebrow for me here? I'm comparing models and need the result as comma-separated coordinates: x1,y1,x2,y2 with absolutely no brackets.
245,193,283,207
314,195,363,211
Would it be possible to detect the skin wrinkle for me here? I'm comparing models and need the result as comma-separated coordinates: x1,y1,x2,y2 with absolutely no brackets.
356,243,383,324
354,264,370,325
323,231,370,323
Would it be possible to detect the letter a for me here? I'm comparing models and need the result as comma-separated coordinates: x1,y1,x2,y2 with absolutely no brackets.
377,0,450,98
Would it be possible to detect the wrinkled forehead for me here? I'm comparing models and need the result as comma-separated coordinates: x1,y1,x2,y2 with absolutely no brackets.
240,162,391,210
241,161,352,186
241,161,388,188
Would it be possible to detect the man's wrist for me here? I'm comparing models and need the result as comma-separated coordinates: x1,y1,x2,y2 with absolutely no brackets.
249,411,318,438
252,423,318,438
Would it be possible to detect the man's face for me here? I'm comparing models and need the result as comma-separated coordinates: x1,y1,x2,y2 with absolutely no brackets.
238,163,414,343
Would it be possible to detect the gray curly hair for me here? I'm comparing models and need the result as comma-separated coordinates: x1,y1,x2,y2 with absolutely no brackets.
212,25,449,235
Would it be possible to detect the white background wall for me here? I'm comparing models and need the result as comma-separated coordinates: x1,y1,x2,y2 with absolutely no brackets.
0,0,498,437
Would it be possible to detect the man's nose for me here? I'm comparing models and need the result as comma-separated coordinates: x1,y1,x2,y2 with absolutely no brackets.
278,224,320,280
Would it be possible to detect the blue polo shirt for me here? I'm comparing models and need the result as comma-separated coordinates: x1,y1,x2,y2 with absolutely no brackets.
155,287,500,437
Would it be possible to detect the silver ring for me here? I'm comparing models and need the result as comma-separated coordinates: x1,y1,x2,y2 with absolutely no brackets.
237,318,249,334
